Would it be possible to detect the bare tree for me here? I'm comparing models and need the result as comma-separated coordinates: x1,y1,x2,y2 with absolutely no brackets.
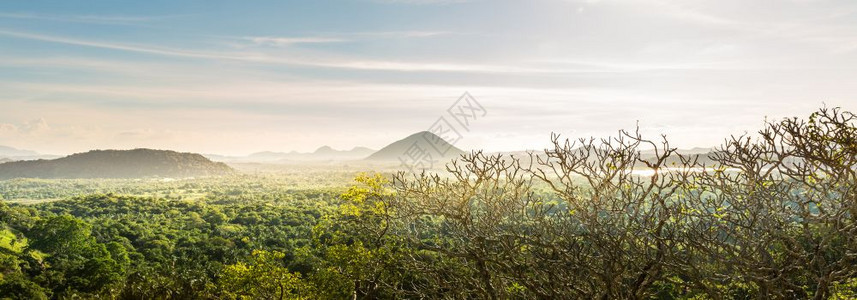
330,107,857,299
678,107,857,299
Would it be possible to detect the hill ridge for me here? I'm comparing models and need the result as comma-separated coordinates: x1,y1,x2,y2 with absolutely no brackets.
0,148,233,179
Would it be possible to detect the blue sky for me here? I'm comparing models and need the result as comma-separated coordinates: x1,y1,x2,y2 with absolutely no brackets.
1,0,856,155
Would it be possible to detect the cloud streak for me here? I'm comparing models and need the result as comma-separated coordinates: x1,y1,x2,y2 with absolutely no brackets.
648,0,857,52
246,36,349,46
0,29,699,74
0,29,237,60
369,0,470,5
240,31,453,47
0,12,180,25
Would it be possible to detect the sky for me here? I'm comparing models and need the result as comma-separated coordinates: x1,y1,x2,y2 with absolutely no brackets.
1,0,856,155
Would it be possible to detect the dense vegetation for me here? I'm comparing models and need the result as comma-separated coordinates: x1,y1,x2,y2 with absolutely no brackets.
0,171,361,203
0,107,855,299
0,149,233,180
0,187,346,299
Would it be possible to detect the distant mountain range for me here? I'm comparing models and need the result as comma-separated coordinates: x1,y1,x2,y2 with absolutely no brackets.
204,132,468,164
205,146,376,163
0,149,233,180
0,145,60,161
0,145,38,157
0,133,723,180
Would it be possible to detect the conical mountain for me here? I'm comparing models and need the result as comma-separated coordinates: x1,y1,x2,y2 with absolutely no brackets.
366,131,465,161
313,146,337,155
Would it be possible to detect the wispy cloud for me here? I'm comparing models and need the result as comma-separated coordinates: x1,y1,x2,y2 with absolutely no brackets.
529,58,767,72
0,29,664,74
369,0,470,5
246,36,349,46
354,31,451,38
647,0,857,52
238,31,453,47
0,29,237,60
0,12,177,25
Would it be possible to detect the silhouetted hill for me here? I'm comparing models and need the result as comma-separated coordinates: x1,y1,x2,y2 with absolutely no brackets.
0,149,234,179
366,131,465,161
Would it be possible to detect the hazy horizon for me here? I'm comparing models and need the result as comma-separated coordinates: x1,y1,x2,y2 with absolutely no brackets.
2,0,856,156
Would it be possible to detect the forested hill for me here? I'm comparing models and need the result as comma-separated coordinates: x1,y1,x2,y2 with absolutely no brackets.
0,149,234,179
